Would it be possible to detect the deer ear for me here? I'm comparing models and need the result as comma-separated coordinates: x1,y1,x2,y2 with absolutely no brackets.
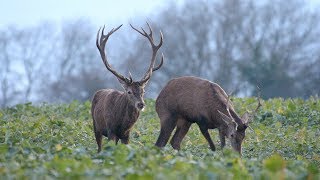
218,110,238,130
117,77,128,89
218,110,233,125
241,112,250,124
138,81,147,87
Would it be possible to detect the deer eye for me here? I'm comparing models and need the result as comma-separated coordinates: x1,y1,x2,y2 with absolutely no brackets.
230,134,234,138
127,91,132,94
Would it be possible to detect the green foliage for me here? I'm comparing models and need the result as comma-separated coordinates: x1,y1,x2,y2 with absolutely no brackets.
0,98,319,179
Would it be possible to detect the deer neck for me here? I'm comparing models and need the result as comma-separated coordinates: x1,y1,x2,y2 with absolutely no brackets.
115,93,139,130
119,93,139,116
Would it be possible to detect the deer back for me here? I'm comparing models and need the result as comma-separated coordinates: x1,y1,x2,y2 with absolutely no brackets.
156,76,232,125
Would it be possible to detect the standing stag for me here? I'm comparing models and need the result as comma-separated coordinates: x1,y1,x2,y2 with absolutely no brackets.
92,23,163,152
155,76,261,155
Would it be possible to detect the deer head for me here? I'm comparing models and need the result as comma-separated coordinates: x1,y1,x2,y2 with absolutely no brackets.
218,89,262,154
96,23,163,110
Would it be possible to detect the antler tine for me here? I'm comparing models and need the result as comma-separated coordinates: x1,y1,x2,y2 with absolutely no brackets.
226,93,233,117
130,23,145,37
244,86,262,133
128,71,133,82
139,54,164,85
96,27,102,49
101,25,106,41
100,25,122,46
130,22,153,40
225,90,238,130
96,24,132,83
226,88,235,111
130,22,164,84
245,86,262,126
146,22,153,40
253,86,262,114
156,31,164,49
152,53,164,71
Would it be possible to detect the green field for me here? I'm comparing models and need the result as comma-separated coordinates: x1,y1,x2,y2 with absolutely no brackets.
0,98,319,179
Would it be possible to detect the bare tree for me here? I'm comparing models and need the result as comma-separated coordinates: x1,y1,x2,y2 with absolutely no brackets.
233,0,320,98
11,23,55,102
43,19,111,103
0,30,11,107
299,56,320,97
131,0,320,98
0,28,20,107
123,1,215,97
1,19,121,106
1,0,319,107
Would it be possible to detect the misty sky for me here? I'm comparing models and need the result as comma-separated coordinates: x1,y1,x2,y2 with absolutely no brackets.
0,0,174,28
1,0,320,29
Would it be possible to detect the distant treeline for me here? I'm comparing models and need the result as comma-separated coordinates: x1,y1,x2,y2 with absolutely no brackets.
1,0,320,107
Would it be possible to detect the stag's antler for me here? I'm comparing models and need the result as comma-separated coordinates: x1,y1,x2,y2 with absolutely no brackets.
130,22,164,84
96,25,133,84
242,86,262,128
218,90,239,130
253,86,262,115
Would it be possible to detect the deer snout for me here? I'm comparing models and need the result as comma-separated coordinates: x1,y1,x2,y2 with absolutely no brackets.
136,102,145,110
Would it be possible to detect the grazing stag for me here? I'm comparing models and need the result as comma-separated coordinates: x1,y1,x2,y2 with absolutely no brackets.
155,76,261,155
92,23,163,152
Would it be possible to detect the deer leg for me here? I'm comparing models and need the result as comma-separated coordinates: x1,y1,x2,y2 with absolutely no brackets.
155,115,177,148
121,134,129,144
121,138,129,144
170,119,191,150
115,137,120,145
95,132,103,153
108,133,119,145
219,130,226,148
198,125,216,151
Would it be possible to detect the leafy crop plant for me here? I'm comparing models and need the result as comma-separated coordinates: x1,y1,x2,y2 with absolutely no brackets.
0,98,319,179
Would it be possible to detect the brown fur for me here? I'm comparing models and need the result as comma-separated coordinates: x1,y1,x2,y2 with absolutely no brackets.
93,23,164,153
91,87,142,152
155,76,249,154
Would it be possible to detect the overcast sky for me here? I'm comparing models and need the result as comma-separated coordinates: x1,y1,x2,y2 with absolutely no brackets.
0,0,173,28
0,0,319,29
